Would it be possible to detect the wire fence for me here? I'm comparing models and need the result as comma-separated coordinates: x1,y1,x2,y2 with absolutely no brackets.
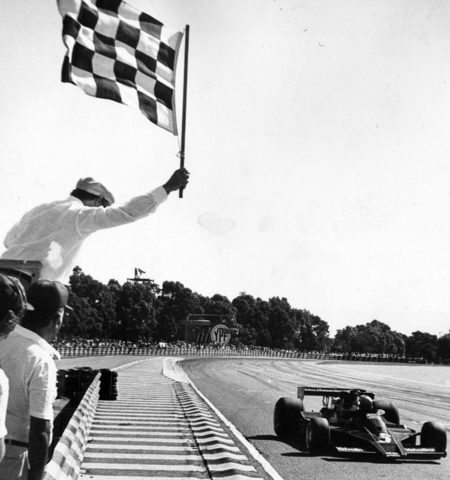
56,345,424,363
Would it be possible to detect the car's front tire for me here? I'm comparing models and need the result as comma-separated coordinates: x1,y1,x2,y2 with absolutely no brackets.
421,421,447,452
306,417,330,454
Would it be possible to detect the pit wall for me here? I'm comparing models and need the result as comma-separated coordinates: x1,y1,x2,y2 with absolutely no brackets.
43,372,101,480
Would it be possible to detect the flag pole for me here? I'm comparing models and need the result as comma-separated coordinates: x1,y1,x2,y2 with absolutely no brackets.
179,24,190,199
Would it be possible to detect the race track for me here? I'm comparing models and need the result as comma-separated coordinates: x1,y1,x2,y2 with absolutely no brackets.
181,358,450,480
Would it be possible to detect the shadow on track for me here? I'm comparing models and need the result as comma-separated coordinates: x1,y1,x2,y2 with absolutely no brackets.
247,434,310,457
247,435,443,465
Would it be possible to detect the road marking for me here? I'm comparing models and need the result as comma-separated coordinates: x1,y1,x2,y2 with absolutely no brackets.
209,463,256,473
86,445,199,451
81,477,206,480
83,452,203,461
90,425,190,431
203,452,248,461
90,430,192,436
93,416,187,422
89,437,197,443
80,359,265,480
82,463,207,472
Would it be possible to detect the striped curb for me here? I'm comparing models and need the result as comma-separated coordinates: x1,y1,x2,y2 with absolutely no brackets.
173,381,263,480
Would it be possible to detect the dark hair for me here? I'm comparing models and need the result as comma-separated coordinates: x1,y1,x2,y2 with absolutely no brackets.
0,276,26,320
70,188,110,207
21,308,61,330
70,188,101,202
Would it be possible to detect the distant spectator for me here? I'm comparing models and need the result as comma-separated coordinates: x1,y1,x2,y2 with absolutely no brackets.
0,280,69,480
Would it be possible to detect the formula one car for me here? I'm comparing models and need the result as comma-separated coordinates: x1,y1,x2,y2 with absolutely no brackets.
273,387,447,460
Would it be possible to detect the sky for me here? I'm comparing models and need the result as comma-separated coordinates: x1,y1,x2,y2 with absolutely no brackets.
1,0,450,337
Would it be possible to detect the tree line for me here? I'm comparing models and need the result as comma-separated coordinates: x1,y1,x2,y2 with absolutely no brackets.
61,267,450,363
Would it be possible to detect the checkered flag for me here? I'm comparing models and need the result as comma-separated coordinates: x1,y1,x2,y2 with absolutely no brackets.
57,0,184,134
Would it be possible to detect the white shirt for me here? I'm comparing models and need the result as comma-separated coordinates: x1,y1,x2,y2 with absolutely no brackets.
0,326,60,443
0,369,8,438
1,186,167,283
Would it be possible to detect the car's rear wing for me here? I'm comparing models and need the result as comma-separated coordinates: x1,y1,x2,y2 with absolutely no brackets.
297,387,373,400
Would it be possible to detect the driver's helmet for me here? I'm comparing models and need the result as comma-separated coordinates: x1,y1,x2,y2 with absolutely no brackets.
359,394,373,412
341,389,361,409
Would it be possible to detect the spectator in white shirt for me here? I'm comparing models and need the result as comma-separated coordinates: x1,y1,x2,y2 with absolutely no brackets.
0,280,69,480
1,168,190,283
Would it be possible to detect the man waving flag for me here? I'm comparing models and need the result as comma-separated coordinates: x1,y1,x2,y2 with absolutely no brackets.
57,0,184,134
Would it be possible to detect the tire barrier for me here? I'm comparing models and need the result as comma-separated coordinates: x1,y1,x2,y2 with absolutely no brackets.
57,367,99,400
57,367,118,401
43,372,101,480
99,369,118,400
55,345,418,363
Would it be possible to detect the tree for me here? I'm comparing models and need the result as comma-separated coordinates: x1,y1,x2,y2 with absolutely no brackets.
437,334,450,362
153,314,179,342
115,281,157,342
155,281,205,341
232,293,271,346
295,310,330,352
333,320,405,356
202,293,236,317
267,297,296,349
61,266,117,339
405,331,438,363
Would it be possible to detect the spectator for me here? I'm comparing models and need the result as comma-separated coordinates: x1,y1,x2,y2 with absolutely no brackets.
0,369,8,464
0,274,27,465
1,168,190,283
0,280,69,480
0,274,27,342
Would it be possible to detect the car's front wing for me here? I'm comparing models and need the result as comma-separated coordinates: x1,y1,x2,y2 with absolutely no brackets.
332,427,447,459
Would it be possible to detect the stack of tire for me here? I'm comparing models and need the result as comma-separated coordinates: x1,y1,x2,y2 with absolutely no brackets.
56,369,68,399
58,367,98,399
99,369,118,400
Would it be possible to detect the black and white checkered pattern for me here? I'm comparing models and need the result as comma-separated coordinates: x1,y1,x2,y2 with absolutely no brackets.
57,0,183,134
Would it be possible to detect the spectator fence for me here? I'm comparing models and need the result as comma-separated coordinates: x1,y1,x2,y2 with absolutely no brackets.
56,345,420,363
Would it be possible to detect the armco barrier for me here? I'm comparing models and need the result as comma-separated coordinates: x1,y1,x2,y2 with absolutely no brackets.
43,372,101,480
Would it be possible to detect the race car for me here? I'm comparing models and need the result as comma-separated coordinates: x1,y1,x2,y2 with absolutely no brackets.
273,386,447,460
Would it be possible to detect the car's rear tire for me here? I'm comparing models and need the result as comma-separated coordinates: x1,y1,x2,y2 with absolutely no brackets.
421,421,447,452
306,417,330,454
273,397,304,438
373,399,400,424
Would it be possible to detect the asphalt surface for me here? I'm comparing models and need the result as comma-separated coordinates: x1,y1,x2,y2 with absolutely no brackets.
181,357,450,480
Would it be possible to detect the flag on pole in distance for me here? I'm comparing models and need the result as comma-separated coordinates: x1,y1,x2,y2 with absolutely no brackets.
57,0,184,134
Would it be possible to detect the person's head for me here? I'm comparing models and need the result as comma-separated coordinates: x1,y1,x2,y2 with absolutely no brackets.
0,274,27,336
71,177,115,207
21,280,70,341
359,395,373,412
341,389,362,409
